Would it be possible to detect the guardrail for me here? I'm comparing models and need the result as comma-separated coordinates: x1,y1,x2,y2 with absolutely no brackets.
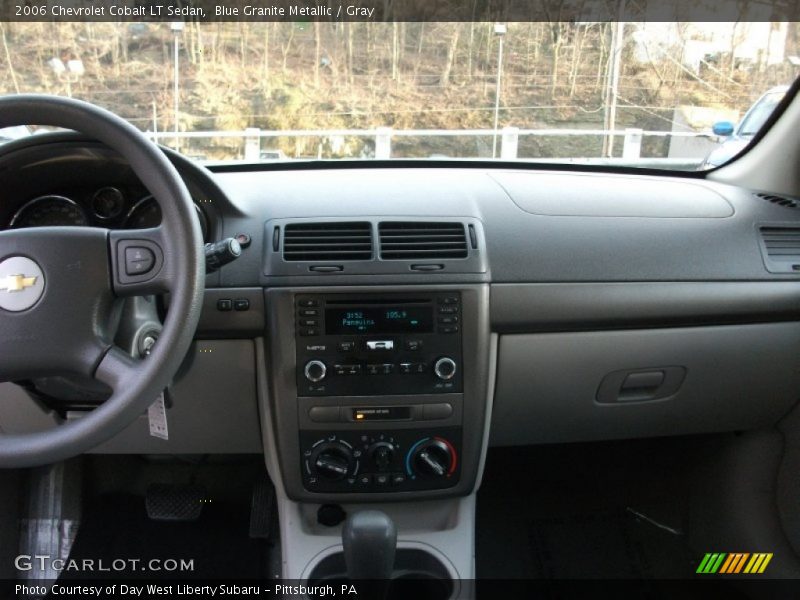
147,126,713,166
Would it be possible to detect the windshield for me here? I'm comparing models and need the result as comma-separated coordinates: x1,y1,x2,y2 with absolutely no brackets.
1,21,797,170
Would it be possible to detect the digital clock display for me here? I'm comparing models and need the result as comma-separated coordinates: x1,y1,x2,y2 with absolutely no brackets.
325,307,433,334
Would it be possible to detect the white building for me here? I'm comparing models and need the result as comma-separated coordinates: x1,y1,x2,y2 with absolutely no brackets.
632,22,789,74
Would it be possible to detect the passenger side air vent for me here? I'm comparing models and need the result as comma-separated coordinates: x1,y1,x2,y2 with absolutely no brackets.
759,226,800,273
282,222,373,261
378,222,468,260
757,192,800,209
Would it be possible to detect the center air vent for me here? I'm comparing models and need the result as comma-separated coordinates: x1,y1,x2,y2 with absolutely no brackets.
283,222,373,261
379,222,468,260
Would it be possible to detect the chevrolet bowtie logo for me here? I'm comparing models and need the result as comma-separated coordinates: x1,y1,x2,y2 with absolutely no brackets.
0,274,38,292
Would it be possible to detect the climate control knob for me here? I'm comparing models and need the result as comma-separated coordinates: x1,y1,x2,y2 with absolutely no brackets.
434,357,457,381
368,441,396,472
309,441,354,481
409,438,455,478
304,360,327,383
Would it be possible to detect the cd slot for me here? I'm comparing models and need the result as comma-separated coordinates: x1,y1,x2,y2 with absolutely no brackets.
325,298,431,305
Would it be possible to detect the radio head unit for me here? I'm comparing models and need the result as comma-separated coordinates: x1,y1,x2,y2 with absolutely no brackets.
295,293,462,397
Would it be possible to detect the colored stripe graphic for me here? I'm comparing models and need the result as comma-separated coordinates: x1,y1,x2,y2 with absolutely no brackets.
697,553,727,574
719,553,750,574
699,552,774,575
745,553,774,574
718,554,735,574
733,553,750,573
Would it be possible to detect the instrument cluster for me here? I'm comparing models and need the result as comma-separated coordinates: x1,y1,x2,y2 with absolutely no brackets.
6,186,209,240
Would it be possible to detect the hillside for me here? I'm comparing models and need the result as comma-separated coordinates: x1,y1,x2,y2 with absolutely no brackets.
0,21,796,159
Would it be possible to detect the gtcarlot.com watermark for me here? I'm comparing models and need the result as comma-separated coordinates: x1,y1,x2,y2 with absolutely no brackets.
15,554,195,573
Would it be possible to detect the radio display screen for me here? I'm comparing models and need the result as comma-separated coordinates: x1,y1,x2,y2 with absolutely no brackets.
325,307,433,334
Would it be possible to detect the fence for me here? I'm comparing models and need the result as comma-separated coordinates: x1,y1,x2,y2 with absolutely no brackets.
147,127,714,168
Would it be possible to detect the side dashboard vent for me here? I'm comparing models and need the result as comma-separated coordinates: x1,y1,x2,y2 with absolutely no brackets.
379,221,469,260
760,227,800,273
757,192,800,209
282,222,373,261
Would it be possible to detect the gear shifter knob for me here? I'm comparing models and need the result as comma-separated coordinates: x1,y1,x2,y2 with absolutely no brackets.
342,510,397,586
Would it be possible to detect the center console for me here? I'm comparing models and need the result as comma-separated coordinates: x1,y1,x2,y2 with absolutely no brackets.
266,284,491,502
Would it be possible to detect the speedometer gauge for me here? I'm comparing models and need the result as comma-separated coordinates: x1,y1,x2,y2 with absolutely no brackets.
125,195,209,240
9,195,88,228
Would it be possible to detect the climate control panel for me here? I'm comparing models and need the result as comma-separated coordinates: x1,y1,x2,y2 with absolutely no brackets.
300,428,461,493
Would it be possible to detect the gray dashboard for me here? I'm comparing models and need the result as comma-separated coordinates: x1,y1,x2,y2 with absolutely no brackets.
3,136,800,457
211,165,800,287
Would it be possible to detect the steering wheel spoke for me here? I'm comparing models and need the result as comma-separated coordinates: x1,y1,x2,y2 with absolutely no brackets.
93,345,141,392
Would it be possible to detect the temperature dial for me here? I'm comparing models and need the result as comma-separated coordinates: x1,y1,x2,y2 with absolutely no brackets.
408,438,456,478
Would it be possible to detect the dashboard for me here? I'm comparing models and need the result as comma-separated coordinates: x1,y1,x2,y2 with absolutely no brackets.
3,132,800,503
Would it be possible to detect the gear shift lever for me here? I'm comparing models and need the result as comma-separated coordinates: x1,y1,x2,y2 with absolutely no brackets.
342,510,396,596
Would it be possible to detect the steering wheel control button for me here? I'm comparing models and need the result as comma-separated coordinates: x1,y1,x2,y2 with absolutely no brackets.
114,238,165,286
0,257,45,312
124,246,155,276
217,299,233,311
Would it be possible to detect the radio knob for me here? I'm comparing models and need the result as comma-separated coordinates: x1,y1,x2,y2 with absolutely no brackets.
304,360,327,382
434,357,457,381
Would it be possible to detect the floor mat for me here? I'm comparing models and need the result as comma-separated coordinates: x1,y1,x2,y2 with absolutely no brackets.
476,439,703,580
63,493,269,579
529,509,691,579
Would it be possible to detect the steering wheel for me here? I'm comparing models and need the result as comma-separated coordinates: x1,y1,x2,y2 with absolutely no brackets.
0,95,204,467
